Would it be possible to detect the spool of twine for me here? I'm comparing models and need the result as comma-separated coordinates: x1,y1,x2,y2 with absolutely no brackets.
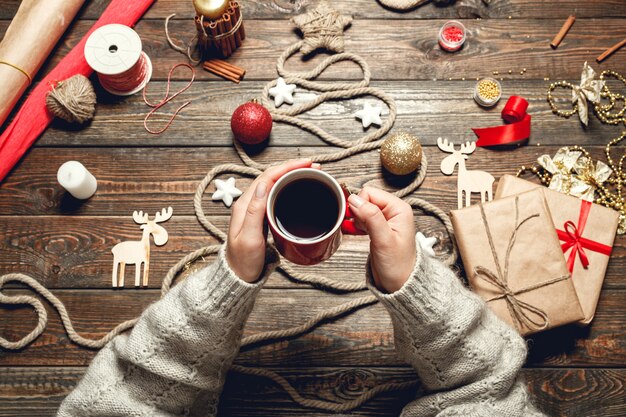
45,75,96,124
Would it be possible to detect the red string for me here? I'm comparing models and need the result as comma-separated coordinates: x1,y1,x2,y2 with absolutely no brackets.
99,52,150,94
142,63,195,134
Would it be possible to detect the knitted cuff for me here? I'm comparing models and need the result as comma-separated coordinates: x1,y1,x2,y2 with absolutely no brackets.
366,245,453,325
195,244,280,319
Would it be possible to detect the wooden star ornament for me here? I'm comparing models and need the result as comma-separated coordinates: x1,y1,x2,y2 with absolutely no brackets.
291,1,353,55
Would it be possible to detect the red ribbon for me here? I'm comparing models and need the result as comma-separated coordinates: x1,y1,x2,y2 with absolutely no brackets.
472,96,531,147
556,200,613,273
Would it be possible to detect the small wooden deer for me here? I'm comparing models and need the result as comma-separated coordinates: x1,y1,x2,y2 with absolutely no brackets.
437,138,494,209
111,207,173,288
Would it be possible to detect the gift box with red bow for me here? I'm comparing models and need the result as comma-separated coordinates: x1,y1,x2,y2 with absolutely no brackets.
450,189,584,336
495,175,619,325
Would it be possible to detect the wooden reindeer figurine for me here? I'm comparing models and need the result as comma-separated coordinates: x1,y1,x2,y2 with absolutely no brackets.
111,207,173,288
437,138,494,209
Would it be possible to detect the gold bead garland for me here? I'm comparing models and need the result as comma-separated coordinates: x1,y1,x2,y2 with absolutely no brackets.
595,70,626,125
547,69,626,126
517,131,626,234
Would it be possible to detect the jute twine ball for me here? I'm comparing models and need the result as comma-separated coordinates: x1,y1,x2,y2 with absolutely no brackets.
46,75,96,124
380,131,423,175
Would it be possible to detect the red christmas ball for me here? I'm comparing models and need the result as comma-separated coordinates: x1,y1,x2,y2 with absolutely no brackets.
231,101,272,145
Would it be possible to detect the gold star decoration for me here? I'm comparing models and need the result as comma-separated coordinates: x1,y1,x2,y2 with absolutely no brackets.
291,1,353,55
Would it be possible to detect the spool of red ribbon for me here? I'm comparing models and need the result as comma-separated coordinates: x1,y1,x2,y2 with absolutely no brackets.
472,96,531,147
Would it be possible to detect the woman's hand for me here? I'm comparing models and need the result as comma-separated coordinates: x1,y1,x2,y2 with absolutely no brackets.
348,187,416,293
226,158,317,283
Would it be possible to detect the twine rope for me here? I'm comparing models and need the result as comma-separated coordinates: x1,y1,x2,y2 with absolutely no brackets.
165,14,201,65
472,197,566,332
0,38,458,412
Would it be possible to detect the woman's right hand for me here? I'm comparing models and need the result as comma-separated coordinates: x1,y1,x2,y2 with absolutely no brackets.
347,187,417,293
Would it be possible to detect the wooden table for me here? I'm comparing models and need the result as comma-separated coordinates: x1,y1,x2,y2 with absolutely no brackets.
1,1,625,415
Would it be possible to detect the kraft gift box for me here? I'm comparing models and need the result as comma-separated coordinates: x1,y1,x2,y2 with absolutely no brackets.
495,175,619,325
450,188,585,336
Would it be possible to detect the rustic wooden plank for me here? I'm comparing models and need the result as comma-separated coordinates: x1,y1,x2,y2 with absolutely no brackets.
1,288,624,367
1,366,624,416
0,215,450,289
2,0,625,20
3,145,624,216
28,80,621,147
0,213,623,290
1,19,623,81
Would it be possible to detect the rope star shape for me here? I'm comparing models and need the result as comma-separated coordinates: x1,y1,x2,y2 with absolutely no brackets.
211,177,242,207
291,1,353,55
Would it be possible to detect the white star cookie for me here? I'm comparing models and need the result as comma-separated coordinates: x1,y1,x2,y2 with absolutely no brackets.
354,102,382,128
268,77,296,107
415,232,438,257
212,177,243,207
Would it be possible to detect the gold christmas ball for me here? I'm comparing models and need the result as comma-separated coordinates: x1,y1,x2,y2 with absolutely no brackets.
193,0,229,20
380,132,423,175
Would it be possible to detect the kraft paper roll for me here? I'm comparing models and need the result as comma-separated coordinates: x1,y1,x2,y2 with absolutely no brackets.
0,0,85,127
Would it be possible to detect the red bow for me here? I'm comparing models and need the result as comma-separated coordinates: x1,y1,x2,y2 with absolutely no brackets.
556,200,612,273
472,96,531,147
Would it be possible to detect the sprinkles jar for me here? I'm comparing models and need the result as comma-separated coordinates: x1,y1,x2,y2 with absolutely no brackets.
438,20,466,52
474,78,502,107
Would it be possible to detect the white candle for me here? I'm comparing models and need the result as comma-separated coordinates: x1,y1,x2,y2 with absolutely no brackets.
57,161,98,199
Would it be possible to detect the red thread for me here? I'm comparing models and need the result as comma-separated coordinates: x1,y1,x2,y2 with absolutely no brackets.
98,52,151,94
142,63,195,134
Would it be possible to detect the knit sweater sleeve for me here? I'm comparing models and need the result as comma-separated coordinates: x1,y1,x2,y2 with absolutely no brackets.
366,246,547,417
57,245,279,417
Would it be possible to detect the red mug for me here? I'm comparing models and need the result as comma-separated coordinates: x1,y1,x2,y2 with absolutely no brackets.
266,168,362,265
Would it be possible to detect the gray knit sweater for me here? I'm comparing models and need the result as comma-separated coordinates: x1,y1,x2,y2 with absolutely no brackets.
57,244,547,416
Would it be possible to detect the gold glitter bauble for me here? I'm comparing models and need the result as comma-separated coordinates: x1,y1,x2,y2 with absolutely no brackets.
380,132,423,175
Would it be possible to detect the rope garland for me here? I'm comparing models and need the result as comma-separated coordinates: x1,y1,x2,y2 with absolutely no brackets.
0,32,459,413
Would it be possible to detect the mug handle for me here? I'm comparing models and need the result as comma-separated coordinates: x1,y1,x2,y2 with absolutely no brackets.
340,184,367,235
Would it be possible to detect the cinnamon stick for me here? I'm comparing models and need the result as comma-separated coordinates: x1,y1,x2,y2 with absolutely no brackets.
205,59,245,77
217,18,231,57
227,6,242,48
223,14,237,56
203,61,240,79
208,20,220,56
550,15,575,49
202,61,240,83
232,1,245,41
597,37,626,63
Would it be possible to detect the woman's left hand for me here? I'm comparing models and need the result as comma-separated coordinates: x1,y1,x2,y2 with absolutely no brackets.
226,158,317,282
